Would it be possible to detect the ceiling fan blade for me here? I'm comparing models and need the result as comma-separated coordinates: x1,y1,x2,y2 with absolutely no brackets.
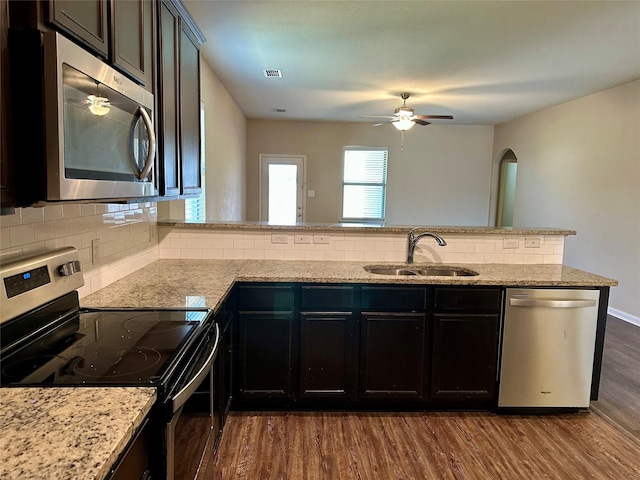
413,119,431,126
373,123,386,127
358,115,397,119
415,114,454,120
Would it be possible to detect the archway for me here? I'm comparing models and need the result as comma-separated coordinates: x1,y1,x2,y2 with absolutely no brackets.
488,149,518,227
495,150,518,227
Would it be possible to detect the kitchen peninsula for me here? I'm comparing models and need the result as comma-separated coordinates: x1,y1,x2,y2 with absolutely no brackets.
1,223,618,480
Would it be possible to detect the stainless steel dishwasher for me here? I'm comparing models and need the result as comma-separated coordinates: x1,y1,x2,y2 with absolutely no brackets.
498,288,600,409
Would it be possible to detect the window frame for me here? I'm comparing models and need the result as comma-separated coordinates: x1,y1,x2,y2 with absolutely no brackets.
341,146,388,223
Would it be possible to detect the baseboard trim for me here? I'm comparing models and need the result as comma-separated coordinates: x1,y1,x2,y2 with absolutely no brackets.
608,307,640,328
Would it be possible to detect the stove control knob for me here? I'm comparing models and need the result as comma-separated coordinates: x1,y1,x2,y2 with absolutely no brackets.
58,260,82,276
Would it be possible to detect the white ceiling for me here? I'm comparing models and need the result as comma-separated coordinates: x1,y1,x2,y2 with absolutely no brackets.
184,0,640,125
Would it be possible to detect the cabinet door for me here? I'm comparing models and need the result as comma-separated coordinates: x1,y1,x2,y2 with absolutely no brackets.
237,312,293,399
157,0,180,196
359,313,426,399
299,313,354,399
179,25,201,195
48,0,108,56
112,0,155,89
0,0,14,210
431,314,499,399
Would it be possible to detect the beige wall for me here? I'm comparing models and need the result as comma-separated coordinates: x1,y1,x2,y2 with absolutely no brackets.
246,120,495,225
200,60,247,221
158,59,247,222
494,79,640,321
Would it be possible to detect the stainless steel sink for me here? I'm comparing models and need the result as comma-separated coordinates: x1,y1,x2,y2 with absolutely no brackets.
364,265,479,277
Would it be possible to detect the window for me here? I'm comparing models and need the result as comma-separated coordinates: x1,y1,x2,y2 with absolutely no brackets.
184,102,206,222
342,147,388,222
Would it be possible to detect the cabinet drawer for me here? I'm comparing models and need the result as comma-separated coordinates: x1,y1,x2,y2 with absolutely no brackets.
434,287,502,312
300,285,354,311
361,286,427,311
237,284,294,311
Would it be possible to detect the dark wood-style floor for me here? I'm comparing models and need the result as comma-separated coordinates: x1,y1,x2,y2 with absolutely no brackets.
591,316,640,442
199,316,640,480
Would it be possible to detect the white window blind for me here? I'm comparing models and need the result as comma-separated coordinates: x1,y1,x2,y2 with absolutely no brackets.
185,103,206,223
185,195,205,222
342,147,388,221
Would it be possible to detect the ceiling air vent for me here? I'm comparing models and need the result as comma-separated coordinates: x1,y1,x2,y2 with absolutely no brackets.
263,69,283,78
273,108,287,113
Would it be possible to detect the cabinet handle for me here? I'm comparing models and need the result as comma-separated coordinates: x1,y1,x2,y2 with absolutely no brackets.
136,106,156,180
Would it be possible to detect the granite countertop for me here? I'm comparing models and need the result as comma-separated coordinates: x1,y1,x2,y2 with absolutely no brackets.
0,387,156,480
81,259,617,311
157,220,577,236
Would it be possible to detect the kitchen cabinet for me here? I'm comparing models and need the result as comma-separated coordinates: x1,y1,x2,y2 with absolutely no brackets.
298,285,356,399
157,0,204,197
430,287,501,400
0,0,13,212
233,282,503,408
359,286,428,400
179,21,201,195
112,0,155,89
236,284,295,400
107,418,153,480
48,0,109,57
46,0,155,89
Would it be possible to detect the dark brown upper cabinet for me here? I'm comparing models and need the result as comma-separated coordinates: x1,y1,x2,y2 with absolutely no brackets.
48,0,109,57
157,0,205,197
112,0,155,89
1,0,14,213
47,0,155,90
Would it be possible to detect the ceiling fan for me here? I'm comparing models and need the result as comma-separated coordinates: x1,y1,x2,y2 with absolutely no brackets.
360,93,453,131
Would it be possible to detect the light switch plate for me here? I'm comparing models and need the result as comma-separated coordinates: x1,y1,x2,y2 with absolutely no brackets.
294,234,312,244
313,235,330,244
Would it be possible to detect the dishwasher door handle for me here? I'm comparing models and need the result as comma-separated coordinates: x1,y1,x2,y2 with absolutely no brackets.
509,297,597,308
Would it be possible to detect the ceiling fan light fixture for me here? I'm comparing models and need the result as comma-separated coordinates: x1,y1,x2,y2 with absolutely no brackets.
395,106,414,117
393,118,415,131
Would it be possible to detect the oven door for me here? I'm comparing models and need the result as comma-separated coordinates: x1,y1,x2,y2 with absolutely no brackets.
165,323,220,480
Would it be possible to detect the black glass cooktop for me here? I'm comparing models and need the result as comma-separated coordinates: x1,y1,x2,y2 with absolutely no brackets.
1,308,211,386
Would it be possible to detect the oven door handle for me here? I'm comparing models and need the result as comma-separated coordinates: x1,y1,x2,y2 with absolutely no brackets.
170,323,220,413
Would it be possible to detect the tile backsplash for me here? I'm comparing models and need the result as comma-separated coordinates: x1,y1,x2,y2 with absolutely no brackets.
158,227,565,265
0,203,159,297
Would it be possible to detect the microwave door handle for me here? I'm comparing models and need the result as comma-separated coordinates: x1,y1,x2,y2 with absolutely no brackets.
170,324,220,413
137,107,156,180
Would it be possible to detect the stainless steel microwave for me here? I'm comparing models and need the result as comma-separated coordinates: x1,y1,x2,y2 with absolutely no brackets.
9,31,157,205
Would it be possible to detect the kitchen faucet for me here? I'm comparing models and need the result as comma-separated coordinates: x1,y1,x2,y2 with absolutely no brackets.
406,228,447,264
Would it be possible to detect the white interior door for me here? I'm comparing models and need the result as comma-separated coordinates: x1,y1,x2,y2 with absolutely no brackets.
259,155,306,224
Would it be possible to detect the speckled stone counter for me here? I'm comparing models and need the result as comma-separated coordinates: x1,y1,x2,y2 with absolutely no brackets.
158,220,577,236
81,259,617,311
0,387,156,480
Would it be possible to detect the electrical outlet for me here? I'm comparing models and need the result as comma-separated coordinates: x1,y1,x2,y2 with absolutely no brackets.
313,235,330,244
308,190,315,198
271,234,288,244
525,237,541,248
91,239,101,262
294,234,312,244
503,238,519,249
